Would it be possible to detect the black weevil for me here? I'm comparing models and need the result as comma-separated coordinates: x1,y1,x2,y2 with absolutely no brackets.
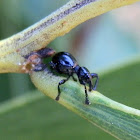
50,52,99,105
25,48,99,105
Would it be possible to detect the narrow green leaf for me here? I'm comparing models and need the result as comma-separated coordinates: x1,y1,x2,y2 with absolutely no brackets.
0,60,140,139
0,92,113,140
30,69,140,140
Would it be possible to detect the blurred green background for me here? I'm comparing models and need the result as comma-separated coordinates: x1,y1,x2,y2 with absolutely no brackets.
0,0,140,140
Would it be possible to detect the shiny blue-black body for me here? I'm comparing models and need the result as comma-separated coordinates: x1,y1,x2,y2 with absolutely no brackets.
50,52,99,105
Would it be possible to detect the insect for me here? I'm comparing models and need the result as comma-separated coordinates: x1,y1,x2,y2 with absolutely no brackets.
50,52,99,105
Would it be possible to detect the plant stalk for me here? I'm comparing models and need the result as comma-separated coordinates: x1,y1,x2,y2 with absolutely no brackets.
0,0,139,73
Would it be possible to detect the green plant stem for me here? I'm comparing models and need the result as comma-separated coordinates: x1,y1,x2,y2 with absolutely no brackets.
31,69,140,140
0,0,139,73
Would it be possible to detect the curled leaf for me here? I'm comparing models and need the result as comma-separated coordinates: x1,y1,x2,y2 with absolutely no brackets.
30,69,140,140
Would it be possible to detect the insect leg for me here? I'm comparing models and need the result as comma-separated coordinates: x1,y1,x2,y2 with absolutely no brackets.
56,75,71,101
84,84,90,105
72,75,77,82
91,73,99,90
